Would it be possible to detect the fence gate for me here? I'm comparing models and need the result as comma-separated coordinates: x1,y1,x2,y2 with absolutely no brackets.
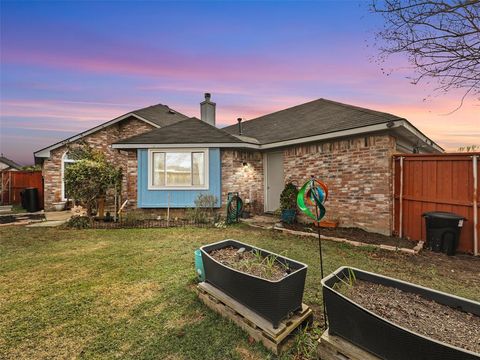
393,153,479,255
0,171,44,209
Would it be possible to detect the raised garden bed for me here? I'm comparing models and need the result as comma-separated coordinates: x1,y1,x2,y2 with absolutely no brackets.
322,266,480,360
200,239,308,328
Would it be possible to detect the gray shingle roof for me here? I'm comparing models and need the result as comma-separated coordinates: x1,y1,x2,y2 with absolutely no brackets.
131,104,189,127
115,118,244,145
222,98,404,144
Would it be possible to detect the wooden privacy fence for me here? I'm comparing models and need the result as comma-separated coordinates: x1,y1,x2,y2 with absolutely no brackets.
393,153,479,255
0,171,44,209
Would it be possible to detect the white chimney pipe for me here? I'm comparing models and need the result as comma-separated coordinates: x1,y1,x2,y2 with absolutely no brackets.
200,93,216,126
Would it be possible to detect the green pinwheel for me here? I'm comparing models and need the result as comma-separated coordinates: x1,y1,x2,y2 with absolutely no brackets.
297,178,328,221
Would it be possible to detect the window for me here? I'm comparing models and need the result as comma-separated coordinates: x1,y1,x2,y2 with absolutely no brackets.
149,149,208,189
61,152,76,200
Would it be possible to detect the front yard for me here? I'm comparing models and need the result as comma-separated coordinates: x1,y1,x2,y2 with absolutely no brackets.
1,225,479,359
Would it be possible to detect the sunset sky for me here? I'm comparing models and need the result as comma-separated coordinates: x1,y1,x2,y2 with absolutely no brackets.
1,1,478,165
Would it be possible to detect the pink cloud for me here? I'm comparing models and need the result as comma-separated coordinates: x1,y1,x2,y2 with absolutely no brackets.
1,99,137,123
3,46,382,85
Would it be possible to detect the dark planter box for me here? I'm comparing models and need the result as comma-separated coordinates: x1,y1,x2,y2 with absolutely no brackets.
201,239,308,328
322,267,480,360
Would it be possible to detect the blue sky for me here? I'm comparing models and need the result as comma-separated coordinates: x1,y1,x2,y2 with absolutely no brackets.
1,1,478,164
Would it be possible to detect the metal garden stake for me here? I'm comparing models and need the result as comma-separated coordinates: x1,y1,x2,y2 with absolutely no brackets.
297,175,329,328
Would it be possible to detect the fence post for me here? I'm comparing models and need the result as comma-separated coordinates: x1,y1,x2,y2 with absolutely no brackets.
9,171,12,205
399,157,404,238
473,155,478,256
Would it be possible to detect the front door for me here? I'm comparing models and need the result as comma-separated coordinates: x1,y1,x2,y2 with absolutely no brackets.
265,151,284,212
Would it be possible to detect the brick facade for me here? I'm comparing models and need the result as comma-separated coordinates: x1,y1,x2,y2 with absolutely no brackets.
283,134,396,234
221,150,264,214
42,117,154,210
43,119,396,234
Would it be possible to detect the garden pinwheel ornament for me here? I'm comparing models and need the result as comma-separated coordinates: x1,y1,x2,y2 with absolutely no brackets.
297,176,329,326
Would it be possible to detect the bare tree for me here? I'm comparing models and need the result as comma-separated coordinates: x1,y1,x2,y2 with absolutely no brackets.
372,0,480,109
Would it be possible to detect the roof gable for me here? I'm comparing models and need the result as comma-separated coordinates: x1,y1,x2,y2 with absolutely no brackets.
114,118,244,146
0,156,22,170
34,104,189,158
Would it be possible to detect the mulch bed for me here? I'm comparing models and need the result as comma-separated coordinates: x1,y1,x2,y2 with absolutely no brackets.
342,280,480,353
88,218,213,229
209,246,289,281
283,223,417,249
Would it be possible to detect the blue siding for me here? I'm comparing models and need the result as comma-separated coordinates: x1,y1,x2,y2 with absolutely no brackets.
137,148,221,208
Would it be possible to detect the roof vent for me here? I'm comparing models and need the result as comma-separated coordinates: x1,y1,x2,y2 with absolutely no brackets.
237,118,243,135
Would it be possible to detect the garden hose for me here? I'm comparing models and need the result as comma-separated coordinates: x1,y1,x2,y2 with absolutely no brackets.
226,192,243,224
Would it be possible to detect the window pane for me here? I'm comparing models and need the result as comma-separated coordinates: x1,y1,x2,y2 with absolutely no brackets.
152,152,165,186
192,152,205,185
166,153,191,186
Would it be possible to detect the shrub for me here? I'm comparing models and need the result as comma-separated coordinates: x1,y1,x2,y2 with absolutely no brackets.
279,182,298,211
64,215,91,229
64,144,122,216
186,193,219,224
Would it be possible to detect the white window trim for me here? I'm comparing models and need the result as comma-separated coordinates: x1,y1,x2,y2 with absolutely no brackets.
147,148,209,190
61,152,76,201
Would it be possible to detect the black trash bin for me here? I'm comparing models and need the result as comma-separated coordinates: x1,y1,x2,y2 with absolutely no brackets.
22,187,40,213
422,212,466,255
20,189,27,209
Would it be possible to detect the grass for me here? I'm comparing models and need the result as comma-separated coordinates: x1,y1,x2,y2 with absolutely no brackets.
0,224,479,359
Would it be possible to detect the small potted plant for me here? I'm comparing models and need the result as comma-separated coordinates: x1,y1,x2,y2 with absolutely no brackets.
279,182,298,224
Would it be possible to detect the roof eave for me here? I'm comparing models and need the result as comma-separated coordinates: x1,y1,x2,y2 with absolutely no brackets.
33,113,161,159
111,142,259,149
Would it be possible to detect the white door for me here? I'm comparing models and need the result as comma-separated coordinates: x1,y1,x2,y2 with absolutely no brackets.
265,152,284,212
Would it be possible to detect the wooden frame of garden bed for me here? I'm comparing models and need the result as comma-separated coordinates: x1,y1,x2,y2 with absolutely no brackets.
318,328,380,360
196,282,313,355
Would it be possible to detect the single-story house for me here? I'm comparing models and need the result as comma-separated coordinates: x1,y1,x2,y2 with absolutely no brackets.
34,94,442,234
0,155,22,172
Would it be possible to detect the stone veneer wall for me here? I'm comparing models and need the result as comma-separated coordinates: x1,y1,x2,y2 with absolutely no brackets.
42,117,154,210
221,149,264,214
283,134,396,234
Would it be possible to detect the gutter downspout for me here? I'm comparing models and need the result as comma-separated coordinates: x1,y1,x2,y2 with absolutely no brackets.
473,155,478,256
399,157,404,239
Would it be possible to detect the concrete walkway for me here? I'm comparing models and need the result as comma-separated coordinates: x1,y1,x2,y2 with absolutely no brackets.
240,214,278,229
27,210,71,227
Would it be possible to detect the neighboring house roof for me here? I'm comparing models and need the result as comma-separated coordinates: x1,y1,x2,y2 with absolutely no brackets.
0,156,22,171
223,98,405,144
113,118,250,148
34,104,189,158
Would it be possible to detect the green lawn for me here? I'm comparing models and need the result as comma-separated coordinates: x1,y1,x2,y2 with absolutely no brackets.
1,225,479,360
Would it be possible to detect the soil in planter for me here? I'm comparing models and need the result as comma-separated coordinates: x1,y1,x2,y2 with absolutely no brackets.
338,279,480,353
209,246,290,281
283,223,417,249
